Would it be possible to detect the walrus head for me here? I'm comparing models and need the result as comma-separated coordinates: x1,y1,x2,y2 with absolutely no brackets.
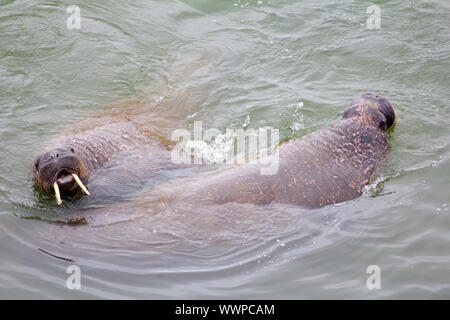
343,93,396,131
33,146,90,204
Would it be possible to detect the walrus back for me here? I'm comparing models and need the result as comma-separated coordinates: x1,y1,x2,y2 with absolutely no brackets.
276,118,389,207
173,117,389,209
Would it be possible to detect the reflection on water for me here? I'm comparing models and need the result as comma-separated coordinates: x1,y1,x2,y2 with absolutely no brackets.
0,0,449,298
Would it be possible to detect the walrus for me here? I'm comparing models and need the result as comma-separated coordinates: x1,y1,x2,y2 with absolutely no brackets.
32,51,220,205
33,122,162,203
33,93,395,209
32,82,196,205
59,93,396,216
179,93,396,209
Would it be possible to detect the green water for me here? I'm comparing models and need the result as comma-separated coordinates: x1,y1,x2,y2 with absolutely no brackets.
0,0,449,299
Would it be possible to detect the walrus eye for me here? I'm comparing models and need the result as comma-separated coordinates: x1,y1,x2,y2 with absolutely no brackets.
34,161,39,170
70,148,75,153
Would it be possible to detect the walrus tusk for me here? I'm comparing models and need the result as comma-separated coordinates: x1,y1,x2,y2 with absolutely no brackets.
72,174,90,195
53,182,62,205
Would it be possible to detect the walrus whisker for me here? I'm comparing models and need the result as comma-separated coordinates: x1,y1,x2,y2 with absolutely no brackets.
53,182,62,205
72,174,90,195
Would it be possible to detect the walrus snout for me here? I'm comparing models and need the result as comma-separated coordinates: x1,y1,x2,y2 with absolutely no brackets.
343,93,396,131
33,146,89,198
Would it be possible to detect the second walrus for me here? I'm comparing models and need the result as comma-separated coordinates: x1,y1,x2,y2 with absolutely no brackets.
118,93,396,210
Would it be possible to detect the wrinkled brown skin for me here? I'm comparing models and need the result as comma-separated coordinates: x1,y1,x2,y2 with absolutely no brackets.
187,108,388,208
188,95,394,208
104,93,396,212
